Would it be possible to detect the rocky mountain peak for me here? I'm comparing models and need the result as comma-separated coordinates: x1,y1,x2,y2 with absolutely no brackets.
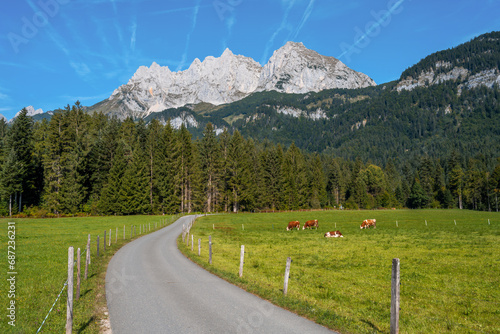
99,42,376,119
259,42,375,93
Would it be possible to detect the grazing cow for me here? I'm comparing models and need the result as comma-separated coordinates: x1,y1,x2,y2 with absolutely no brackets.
324,230,343,238
302,219,318,230
286,221,300,231
360,219,376,229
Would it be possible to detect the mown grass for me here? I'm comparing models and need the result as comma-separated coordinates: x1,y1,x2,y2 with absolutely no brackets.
0,215,178,333
178,210,500,334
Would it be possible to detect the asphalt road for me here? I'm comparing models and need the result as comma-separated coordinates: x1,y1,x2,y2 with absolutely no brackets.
106,215,336,333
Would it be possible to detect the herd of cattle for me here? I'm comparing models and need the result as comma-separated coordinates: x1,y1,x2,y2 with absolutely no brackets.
286,218,376,238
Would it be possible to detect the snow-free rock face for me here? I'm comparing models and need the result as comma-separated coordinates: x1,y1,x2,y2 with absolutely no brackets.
258,42,376,93
15,106,44,118
108,49,262,119
397,62,500,92
103,42,376,119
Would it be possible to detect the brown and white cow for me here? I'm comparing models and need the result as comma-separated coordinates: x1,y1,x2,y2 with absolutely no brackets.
360,219,376,229
286,221,300,231
324,230,343,238
302,219,318,230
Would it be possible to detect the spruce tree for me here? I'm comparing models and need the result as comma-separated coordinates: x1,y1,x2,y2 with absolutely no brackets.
1,108,37,212
199,123,222,213
281,143,307,210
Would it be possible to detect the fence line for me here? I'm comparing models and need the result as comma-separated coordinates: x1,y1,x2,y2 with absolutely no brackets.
34,216,180,333
35,280,68,334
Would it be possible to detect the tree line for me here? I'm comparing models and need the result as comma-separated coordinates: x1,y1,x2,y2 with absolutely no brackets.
1,103,500,217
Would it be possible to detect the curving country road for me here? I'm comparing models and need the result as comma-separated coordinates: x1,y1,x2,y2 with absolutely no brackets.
106,215,336,333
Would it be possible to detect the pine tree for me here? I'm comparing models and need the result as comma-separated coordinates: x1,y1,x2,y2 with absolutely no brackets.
176,125,197,213
99,142,127,214
281,143,307,210
309,154,326,209
260,143,283,210
199,123,222,213
156,121,179,213
226,130,251,212
1,108,37,213
42,111,65,213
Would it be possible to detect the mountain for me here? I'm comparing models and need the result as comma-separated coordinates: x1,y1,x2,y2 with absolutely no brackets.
397,31,500,91
89,42,375,119
0,113,6,122
142,32,499,164
8,106,44,122
258,42,375,92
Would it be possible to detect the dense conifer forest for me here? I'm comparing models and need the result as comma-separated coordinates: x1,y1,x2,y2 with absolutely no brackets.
1,102,500,217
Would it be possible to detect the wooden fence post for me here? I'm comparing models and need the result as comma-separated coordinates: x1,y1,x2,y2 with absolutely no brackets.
191,235,194,252
66,247,74,334
103,230,106,252
239,245,245,277
283,257,292,296
198,238,201,256
97,235,99,257
85,234,90,279
76,248,81,301
209,235,212,265
390,258,400,334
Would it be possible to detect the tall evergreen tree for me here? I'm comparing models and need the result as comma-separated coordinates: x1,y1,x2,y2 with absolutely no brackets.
260,143,283,210
99,142,127,214
176,125,197,213
226,130,251,212
0,108,37,213
199,123,222,213
281,143,308,210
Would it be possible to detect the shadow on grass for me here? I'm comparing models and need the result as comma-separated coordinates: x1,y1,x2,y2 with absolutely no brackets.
360,318,381,332
77,316,95,333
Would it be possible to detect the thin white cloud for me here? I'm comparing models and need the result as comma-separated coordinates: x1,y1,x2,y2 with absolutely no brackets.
0,92,9,100
151,5,211,16
130,17,137,51
60,92,112,102
177,0,202,71
337,0,405,60
291,0,315,40
0,61,26,68
70,62,91,77
260,0,296,64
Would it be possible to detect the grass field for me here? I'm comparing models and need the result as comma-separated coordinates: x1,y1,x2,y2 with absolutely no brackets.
178,209,500,334
0,215,177,334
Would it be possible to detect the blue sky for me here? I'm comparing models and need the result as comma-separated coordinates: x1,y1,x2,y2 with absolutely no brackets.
0,0,499,120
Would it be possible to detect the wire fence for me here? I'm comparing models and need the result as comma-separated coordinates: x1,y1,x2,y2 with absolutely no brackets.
34,215,180,333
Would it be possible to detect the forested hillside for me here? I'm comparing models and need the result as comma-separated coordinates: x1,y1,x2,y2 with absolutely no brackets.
1,104,500,217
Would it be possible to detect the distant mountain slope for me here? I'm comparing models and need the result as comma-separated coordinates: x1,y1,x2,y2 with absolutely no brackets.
397,31,500,91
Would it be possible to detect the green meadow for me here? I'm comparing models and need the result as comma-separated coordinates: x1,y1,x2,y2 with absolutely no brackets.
179,210,500,334
0,215,176,334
